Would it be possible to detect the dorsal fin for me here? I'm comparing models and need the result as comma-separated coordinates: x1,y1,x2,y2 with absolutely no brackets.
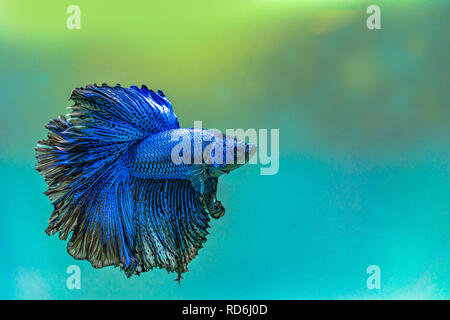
70,84,180,139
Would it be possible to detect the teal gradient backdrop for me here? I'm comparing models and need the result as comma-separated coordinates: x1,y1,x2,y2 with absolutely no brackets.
0,0,448,299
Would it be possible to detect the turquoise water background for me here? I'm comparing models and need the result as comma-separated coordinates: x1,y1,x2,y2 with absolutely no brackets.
0,0,448,299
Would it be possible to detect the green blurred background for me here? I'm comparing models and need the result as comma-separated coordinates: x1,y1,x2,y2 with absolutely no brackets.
0,0,448,299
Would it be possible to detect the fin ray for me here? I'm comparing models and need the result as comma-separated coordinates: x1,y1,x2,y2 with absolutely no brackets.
132,178,210,276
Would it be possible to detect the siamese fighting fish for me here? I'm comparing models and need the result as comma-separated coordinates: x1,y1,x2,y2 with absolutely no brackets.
35,84,256,282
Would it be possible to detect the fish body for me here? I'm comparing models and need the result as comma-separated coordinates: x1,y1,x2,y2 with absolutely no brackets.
35,84,255,280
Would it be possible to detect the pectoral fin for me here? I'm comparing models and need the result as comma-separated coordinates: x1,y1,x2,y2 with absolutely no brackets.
187,165,208,194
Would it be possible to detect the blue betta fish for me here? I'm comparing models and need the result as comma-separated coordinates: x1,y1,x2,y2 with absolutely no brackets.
35,84,256,282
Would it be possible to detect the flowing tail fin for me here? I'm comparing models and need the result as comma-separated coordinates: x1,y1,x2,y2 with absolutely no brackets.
36,84,181,275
